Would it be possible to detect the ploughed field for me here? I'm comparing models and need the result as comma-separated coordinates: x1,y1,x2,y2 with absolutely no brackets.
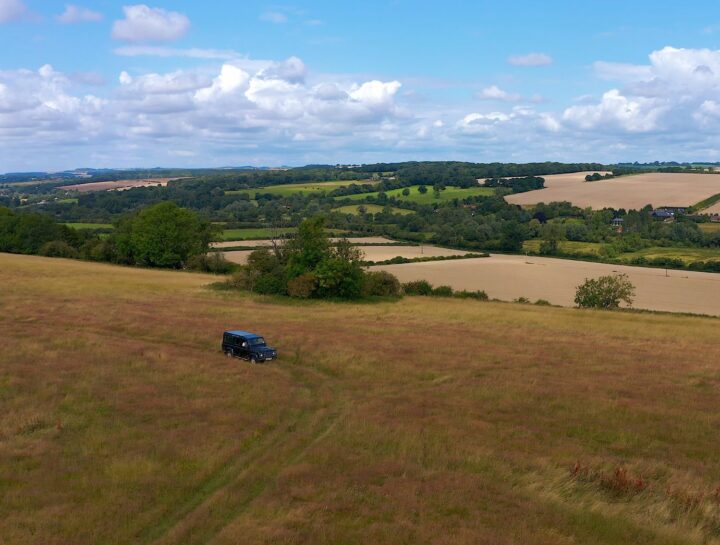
5,253,720,545
376,254,720,315
505,172,720,209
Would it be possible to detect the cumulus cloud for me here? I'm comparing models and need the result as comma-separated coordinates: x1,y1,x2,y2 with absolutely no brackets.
0,0,26,23
112,4,190,42
508,53,553,66
476,85,522,102
57,4,103,24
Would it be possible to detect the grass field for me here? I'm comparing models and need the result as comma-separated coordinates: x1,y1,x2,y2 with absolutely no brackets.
225,181,374,198
620,246,720,264
506,172,720,210
62,222,114,230
336,185,496,205
333,204,414,215
218,227,347,241
699,223,720,233
4,253,720,544
523,239,603,256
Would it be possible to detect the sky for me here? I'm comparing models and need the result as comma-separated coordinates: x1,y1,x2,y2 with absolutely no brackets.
1,1,720,171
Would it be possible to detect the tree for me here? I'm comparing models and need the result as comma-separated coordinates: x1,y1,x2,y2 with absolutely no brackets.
418,185,428,194
124,202,212,268
574,274,635,309
539,222,565,255
402,188,411,196
286,216,330,279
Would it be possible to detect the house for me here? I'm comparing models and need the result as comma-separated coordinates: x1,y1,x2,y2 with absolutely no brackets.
652,208,675,220
710,214,720,223
611,217,624,227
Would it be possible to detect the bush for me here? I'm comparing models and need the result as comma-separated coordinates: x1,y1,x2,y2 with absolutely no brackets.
80,239,115,262
431,285,454,297
455,290,489,301
314,257,364,299
362,270,401,297
514,296,531,304
575,274,635,309
186,252,236,274
287,272,317,298
402,280,433,296
39,240,79,259
534,299,551,306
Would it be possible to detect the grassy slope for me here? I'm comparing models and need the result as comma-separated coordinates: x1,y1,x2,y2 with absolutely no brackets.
61,222,113,230
218,227,347,241
225,180,374,198
3,254,720,544
337,185,496,205
523,239,720,263
333,203,414,215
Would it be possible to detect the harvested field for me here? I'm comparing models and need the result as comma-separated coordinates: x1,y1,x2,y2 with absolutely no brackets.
211,236,396,249
376,253,720,315
58,178,185,192
223,243,466,264
5,253,720,544
506,172,720,209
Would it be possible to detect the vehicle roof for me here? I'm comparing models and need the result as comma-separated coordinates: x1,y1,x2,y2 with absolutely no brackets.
224,330,262,338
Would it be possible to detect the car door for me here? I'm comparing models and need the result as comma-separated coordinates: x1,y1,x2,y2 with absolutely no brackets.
236,337,250,359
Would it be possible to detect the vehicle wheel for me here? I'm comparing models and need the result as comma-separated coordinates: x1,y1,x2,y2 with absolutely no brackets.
226,350,233,358
250,357,261,365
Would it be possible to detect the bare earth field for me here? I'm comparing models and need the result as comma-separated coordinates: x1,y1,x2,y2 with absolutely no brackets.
4,253,720,544
506,172,720,209
377,254,720,315
223,244,466,265
58,178,185,192
211,236,395,249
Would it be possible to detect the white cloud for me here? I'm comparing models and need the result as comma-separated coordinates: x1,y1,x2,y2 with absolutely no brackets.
508,53,553,67
476,85,522,102
57,4,103,24
0,0,26,23
260,11,287,24
112,4,190,42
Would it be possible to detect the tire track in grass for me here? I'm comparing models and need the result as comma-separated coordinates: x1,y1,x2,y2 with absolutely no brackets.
141,364,343,545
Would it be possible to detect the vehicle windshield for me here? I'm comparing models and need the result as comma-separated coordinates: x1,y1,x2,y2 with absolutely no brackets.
248,337,266,346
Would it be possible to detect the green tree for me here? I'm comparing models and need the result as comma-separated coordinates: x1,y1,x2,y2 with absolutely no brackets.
418,185,428,194
574,274,635,309
286,216,330,279
124,202,212,268
539,222,565,255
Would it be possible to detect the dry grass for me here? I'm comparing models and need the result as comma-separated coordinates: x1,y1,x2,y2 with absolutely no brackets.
58,178,186,192
3,253,720,544
506,172,720,209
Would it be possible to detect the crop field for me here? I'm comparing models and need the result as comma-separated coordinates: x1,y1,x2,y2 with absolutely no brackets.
377,254,720,315
225,180,374,198
506,172,720,209
223,244,466,265
211,236,394,249
336,185,496,205
5,253,720,544
333,204,414,215
218,227,298,241
58,178,185,192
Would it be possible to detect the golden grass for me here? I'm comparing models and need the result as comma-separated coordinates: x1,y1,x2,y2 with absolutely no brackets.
3,253,720,544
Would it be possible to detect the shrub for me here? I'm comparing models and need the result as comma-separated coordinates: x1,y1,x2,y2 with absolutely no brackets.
534,299,551,306
431,285,454,297
287,272,317,298
402,280,433,296
514,296,531,304
362,270,401,297
186,252,236,274
455,290,489,301
80,239,115,262
575,274,635,309
39,240,79,259
315,257,364,299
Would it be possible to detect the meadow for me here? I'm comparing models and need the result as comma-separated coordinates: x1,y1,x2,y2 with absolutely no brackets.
336,185,496,205
225,180,374,198
4,253,720,544
506,172,720,209
61,222,114,230
333,203,414,215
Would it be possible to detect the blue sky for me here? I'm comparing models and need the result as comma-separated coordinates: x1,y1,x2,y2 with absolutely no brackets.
1,0,720,171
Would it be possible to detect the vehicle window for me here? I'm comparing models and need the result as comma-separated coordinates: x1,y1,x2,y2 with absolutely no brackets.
249,337,266,346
